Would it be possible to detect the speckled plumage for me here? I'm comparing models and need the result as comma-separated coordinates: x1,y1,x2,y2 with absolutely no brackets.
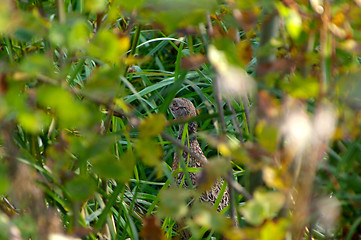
169,98,229,212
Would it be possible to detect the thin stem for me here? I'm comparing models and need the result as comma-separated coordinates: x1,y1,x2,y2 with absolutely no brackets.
57,0,65,24
213,77,226,133
187,35,194,54
213,76,238,226
226,100,243,142
320,1,331,97
124,25,142,76
257,11,279,65
102,99,114,135
4,37,14,63
241,96,251,138
130,25,142,56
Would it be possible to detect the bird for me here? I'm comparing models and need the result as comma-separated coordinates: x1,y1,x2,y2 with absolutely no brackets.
169,97,229,212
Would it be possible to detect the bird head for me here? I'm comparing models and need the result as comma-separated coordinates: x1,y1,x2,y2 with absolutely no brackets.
169,98,197,119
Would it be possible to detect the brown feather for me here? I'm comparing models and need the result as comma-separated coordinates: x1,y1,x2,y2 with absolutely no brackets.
169,98,229,211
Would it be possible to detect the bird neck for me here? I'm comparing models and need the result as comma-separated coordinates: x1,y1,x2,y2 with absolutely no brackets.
178,122,197,142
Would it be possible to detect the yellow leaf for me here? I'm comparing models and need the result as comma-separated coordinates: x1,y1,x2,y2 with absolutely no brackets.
263,166,291,190
88,30,130,64
134,138,163,167
139,114,166,138
85,0,107,13
260,219,289,240
255,120,278,153
276,3,302,40
18,111,50,134
217,142,231,157
158,188,190,220
240,189,285,226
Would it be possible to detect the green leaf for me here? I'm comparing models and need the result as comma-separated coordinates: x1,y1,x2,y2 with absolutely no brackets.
120,0,145,10
0,97,8,119
69,134,115,168
65,176,96,201
20,54,55,77
139,114,166,138
0,166,9,195
260,219,289,240
134,138,163,168
49,23,68,46
193,203,231,233
240,199,265,226
85,0,107,13
17,111,50,134
87,30,130,64
0,0,20,34
158,188,191,220
277,3,302,40
83,66,123,99
4,82,28,119
92,150,135,182
13,215,37,239
240,189,285,226
255,190,285,219
212,38,241,66
283,74,319,99
68,20,91,51
37,85,89,128
255,120,278,153
148,0,218,33
0,214,11,239
338,70,361,109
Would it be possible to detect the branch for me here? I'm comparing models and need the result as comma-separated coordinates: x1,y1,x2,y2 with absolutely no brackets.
226,100,243,142
223,174,252,201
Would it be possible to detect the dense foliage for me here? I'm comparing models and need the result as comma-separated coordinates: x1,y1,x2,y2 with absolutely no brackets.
0,0,361,239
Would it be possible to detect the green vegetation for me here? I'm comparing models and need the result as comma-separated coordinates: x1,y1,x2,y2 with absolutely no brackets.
0,0,360,239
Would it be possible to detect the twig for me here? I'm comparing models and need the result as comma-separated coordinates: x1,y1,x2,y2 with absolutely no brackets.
124,24,142,75
213,77,238,226
241,95,251,136
226,100,243,142
161,133,208,165
257,11,279,65
213,78,226,133
223,174,252,201
102,99,114,135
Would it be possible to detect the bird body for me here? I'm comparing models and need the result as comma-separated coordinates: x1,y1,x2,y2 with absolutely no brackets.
169,98,229,211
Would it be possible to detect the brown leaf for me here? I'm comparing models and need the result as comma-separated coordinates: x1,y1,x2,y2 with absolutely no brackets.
197,157,229,191
237,41,253,66
140,215,167,240
257,90,280,119
233,8,259,32
0,73,8,94
71,226,93,238
256,56,305,77
176,26,199,35
181,54,207,70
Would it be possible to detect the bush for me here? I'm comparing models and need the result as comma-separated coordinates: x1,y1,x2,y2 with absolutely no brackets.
0,0,360,239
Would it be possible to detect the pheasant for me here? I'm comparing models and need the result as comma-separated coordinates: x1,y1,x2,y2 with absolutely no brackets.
169,97,229,211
